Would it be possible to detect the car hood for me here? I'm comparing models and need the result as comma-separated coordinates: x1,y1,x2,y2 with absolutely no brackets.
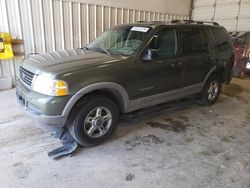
21,49,124,76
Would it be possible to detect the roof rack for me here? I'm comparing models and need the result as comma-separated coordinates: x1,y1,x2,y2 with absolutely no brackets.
171,20,219,26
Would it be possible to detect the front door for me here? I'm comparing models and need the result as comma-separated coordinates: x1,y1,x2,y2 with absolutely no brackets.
135,28,184,99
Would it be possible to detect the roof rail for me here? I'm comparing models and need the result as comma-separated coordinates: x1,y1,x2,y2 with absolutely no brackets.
171,19,219,26
137,20,166,23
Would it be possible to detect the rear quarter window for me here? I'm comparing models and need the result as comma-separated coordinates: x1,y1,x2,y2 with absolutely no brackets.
211,28,233,51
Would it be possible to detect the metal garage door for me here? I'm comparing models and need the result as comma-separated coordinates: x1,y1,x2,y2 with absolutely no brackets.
0,0,189,84
192,0,250,31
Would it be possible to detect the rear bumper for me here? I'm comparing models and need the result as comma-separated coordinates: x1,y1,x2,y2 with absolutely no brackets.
16,80,68,130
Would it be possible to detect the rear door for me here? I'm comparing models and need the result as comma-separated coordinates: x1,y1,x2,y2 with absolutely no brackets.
178,27,215,88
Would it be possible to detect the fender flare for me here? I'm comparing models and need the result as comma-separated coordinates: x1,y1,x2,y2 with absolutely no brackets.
62,82,130,116
202,66,217,86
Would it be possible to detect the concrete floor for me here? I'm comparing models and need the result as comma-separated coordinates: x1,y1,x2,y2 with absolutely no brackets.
0,78,250,188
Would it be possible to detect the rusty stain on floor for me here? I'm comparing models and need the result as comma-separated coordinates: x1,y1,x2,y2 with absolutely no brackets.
223,83,249,104
146,117,191,133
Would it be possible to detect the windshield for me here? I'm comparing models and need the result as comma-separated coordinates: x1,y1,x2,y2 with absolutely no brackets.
87,26,151,56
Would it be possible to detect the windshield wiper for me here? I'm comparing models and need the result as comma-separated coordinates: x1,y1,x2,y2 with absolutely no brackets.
88,47,111,54
83,46,89,50
113,51,128,56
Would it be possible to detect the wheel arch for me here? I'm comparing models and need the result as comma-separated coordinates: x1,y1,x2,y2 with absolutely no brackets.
62,82,130,118
202,66,220,86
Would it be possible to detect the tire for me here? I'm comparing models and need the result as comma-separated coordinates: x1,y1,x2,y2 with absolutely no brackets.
198,75,221,106
68,95,119,147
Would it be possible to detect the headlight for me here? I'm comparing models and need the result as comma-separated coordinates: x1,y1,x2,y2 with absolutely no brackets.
32,75,68,96
246,62,250,69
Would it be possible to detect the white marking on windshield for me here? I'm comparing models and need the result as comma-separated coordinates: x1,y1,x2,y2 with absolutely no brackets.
131,26,149,32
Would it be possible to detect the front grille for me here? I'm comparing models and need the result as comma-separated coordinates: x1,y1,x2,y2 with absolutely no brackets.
19,66,35,86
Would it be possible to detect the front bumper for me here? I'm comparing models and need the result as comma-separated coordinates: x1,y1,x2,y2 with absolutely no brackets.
16,80,70,130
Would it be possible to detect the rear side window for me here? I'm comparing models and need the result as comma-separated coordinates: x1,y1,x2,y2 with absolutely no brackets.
211,28,233,51
179,27,209,55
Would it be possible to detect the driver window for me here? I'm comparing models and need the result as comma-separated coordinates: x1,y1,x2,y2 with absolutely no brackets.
156,29,177,58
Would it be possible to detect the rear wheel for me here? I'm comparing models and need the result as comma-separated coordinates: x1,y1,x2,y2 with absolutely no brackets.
68,95,119,147
198,75,221,106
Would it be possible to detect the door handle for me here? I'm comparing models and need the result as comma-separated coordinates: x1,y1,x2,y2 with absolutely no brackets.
171,62,183,68
206,57,215,61
177,62,183,66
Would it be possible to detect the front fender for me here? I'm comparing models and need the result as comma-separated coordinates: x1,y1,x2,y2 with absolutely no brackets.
62,82,130,117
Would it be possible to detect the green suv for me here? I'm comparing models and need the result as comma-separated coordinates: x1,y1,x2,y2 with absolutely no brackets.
17,20,235,146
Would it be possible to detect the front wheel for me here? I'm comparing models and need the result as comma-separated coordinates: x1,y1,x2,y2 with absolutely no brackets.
68,95,119,147
198,75,221,106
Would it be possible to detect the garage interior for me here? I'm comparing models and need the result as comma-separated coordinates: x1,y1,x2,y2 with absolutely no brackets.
0,0,250,187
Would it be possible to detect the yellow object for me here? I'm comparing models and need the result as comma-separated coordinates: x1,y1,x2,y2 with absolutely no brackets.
55,80,68,96
0,32,14,60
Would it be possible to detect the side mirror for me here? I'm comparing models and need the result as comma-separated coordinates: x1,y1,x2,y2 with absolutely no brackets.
149,35,159,49
142,35,159,62
142,49,159,62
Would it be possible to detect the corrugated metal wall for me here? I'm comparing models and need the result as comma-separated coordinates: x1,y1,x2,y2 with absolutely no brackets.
0,0,189,85
192,0,250,32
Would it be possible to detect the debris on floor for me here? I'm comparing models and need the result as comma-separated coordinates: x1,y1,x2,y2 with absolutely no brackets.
125,173,135,181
